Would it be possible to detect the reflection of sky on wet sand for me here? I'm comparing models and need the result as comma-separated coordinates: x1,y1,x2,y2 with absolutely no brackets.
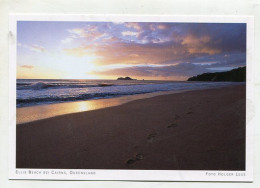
17,90,186,124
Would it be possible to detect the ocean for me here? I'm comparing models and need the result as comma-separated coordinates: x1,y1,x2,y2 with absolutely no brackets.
16,79,241,108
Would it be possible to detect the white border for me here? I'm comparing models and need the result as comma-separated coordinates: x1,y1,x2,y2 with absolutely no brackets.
9,14,254,182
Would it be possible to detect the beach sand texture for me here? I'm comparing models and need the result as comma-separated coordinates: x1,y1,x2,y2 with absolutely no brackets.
16,85,245,170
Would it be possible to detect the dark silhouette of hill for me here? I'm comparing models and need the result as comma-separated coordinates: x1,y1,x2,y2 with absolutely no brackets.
187,66,246,82
117,77,137,80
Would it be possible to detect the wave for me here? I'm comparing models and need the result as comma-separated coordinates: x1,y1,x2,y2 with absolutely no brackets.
16,91,147,107
31,82,50,90
16,80,241,108
17,82,117,90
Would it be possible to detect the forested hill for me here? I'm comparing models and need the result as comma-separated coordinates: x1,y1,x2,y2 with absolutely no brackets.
187,66,246,82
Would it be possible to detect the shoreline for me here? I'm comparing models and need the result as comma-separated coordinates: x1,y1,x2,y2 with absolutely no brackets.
17,90,189,124
17,84,244,124
16,85,246,170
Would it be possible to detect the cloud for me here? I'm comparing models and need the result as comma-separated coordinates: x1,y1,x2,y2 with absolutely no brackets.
206,67,235,71
18,42,46,53
20,65,34,69
192,61,218,66
121,31,138,36
125,22,142,31
67,26,104,41
61,37,74,44
181,23,246,53
181,35,221,55
29,45,46,53
112,22,124,25
157,24,168,30
68,28,86,38
26,44,46,53
63,22,246,78
64,35,217,66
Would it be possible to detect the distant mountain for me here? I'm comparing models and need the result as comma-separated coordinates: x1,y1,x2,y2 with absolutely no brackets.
117,77,137,80
187,66,246,82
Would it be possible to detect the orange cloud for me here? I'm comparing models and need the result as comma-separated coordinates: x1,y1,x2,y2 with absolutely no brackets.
64,39,188,66
30,45,46,53
187,47,221,55
20,65,34,69
98,42,186,65
22,44,46,53
182,35,211,45
64,33,223,66
182,35,221,55
157,24,168,30
125,22,142,31
18,43,47,53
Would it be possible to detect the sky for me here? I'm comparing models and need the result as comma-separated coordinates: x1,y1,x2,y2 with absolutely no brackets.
17,21,246,80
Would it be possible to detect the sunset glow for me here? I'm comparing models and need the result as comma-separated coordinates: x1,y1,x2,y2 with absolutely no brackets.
17,21,246,80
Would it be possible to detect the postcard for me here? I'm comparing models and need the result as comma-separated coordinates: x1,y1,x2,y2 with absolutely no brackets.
9,14,254,181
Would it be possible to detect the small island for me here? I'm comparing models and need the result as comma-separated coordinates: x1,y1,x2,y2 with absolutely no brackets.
187,66,246,82
117,76,137,80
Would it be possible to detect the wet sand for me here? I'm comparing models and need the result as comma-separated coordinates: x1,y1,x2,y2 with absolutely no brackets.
17,90,189,124
16,85,246,170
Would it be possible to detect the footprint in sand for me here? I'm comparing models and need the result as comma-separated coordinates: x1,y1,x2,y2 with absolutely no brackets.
136,153,144,160
125,153,144,165
126,159,136,165
147,133,157,143
167,123,178,128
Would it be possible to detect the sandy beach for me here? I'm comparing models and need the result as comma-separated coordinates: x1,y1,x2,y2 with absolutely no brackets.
16,85,246,170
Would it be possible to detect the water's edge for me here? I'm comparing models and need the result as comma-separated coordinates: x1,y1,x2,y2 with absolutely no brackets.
17,84,241,125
